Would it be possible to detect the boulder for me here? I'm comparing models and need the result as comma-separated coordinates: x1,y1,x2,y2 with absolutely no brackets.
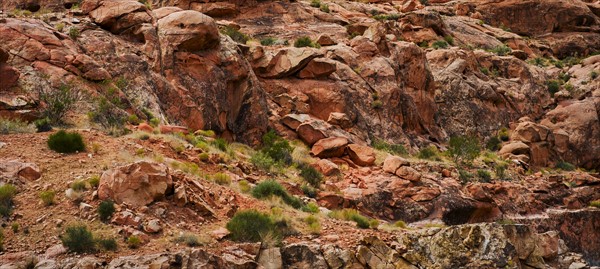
191,2,238,17
311,137,349,158
346,144,376,166
395,166,421,182
382,156,410,174
281,243,329,268
98,161,173,207
281,114,311,131
327,112,353,129
499,141,530,156
314,159,341,176
252,47,322,78
159,125,188,134
316,34,336,46
0,160,41,183
297,121,328,146
85,0,151,34
257,248,282,269
298,58,337,79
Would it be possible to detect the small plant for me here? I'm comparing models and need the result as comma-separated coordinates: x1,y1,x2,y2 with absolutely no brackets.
98,200,115,222
486,136,502,151
371,100,383,109
298,164,323,188
261,130,293,165
97,237,118,251
558,72,571,82
39,190,56,206
444,35,454,45
294,36,315,48
495,162,508,180
419,0,429,5
212,138,228,152
251,151,275,171
329,209,371,229
496,219,515,225
310,0,321,7
372,139,408,156
432,40,449,49
70,180,87,191
304,215,321,234
260,37,277,46
226,210,276,242
447,135,481,165
198,152,209,162
490,45,511,56
213,172,231,186
547,80,560,96
530,57,547,67
47,130,86,153
555,161,575,171
127,235,142,249
56,23,65,32
320,3,330,13
175,233,203,247
251,180,302,209
221,26,249,44
60,224,96,253
238,180,251,193
394,220,407,229
590,200,600,208
0,118,36,134
0,184,17,218
88,175,100,188
458,169,473,183
477,169,492,182
301,184,318,198
591,71,598,79
302,202,320,213
417,146,439,160
33,74,81,123
68,27,80,39
498,127,510,141
34,117,52,132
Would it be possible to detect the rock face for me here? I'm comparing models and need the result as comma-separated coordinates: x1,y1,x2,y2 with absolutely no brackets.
346,144,376,166
98,161,173,207
311,137,349,158
0,160,41,184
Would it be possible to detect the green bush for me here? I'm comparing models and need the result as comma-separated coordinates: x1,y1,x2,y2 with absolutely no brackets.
490,45,511,56
0,184,17,218
310,0,321,7
34,117,52,132
97,237,118,251
260,37,277,46
48,130,86,153
175,233,203,247
0,118,35,134
591,71,598,79
447,135,480,164
477,169,492,182
432,40,449,49
60,224,96,253
39,190,56,206
294,36,316,48
251,180,302,209
301,184,318,198
221,26,249,44
212,138,228,152
417,146,438,160
98,200,115,222
88,175,100,188
458,169,473,183
298,163,323,188
444,35,454,45
590,200,600,208
320,3,329,12
498,127,510,141
198,153,209,162
213,172,231,186
238,180,251,193
70,180,87,191
394,220,407,229
372,139,408,155
371,100,383,109
495,162,508,180
250,151,276,171
328,209,370,229
127,235,141,249
547,80,560,96
11,223,18,233
262,130,293,165
486,136,502,151
68,27,80,39
302,202,319,213
226,210,276,242
555,161,575,171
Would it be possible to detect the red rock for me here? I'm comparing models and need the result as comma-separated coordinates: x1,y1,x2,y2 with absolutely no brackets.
346,144,376,166
327,112,353,129
138,123,154,133
0,160,41,183
281,114,311,131
159,125,188,134
298,58,337,79
316,34,336,46
395,166,421,182
311,137,349,158
382,156,410,174
297,121,327,146
314,159,340,176
191,2,238,17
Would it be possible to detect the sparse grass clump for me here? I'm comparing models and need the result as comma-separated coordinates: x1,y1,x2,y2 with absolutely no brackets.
372,139,408,155
98,200,115,222
97,237,118,251
238,180,251,193
251,180,302,209
417,146,439,160
47,130,86,153
198,152,209,162
547,80,560,96
60,224,96,253
212,138,228,152
294,36,319,48
298,163,323,188
221,26,249,44
310,0,321,7
320,3,330,12
260,37,277,46
495,162,508,180
477,169,492,182
591,71,599,80
486,136,502,151
458,169,473,183
68,27,80,39
498,127,509,141
11,223,19,233
555,161,575,171
88,175,100,188
304,215,321,234
127,235,142,249
432,40,449,49
39,190,56,206
302,202,320,213
590,200,600,208
175,233,203,247
489,45,511,56
0,118,35,134
0,184,17,218
213,172,231,186
226,210,276,242
328,209,372,229
301,184,318,198
70,180,87,191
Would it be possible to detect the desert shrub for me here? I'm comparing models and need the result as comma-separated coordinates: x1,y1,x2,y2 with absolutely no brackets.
213,172,231,186
221,26,249,44
175,233,203,247
328,209,371,229
304,215,321,234
590,200,600,208
35,83,80,124
226,210,276,242
486,136,502,151
0,184,17,218
498,127,510,141
558,72,571,82
39,190,56,206
88,96,126,131
251,180,302,209
250,151,275,171
260,37,277,46
417,146,438,160
56,23,65,32
419,0,429,5
458,169,473,183
372,139,408,155
490,45,511,56
591,71,598,79
310,0,321,7
70,180,87,191
47,130,85,153
555,161,575,171
447,135,480,164
301,184,318,198
477,169,492,182
198,153,209,162
0,118,36,134
238,180,251,193
196,129,216,138
212,138,228,152
432,40,449,49
547,80,560,96
394,220,407,229
444,35,454,45
320,3,329,12
302,202,319,213
294,36,317,48
68,27,80,39
97,237,118,251
127,235,141,249
127,114,140,125
60,224,96,253
262,130,293,165
98,200,115,222
298,163,323,188
495,162,508,180
88,175,100,188
371,100,383,109
11,223,18,233
34,117,52,132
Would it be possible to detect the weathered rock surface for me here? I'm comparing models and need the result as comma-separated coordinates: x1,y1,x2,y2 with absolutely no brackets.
0,160,41,184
